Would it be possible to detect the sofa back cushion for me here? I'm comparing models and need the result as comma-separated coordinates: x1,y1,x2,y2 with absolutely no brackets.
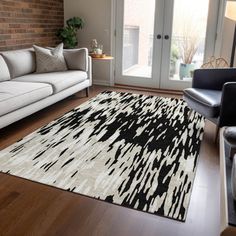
0,55,11,82
63,48,88,71
1,49,36,78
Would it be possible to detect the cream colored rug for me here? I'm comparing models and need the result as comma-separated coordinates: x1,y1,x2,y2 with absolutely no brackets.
0,91,205,221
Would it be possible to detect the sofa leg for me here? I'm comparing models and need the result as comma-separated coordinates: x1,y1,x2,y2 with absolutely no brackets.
85,87,89,97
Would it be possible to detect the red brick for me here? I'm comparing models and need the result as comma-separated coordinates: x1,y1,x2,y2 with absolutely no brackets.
0,0,64,50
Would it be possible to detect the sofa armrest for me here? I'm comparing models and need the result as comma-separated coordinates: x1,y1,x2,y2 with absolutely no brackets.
219,82,236,127
63,48,89,72
87,56,92,86
192,68,236,90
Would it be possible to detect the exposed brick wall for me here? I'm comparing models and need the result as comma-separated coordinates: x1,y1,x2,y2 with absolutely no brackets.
0,0,64,51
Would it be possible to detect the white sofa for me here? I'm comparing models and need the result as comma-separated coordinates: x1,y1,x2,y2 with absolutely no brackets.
0,48,92,129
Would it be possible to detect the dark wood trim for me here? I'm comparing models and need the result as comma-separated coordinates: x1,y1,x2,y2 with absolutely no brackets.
114,84,183,96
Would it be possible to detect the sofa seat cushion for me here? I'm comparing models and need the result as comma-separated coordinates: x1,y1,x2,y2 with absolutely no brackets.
183,88,222,118
14,70,87,94
0,81,53,116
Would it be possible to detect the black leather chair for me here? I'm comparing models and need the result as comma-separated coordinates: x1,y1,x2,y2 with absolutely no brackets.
183,68,236,141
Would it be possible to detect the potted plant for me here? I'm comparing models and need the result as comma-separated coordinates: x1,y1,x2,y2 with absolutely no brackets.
57,17,85,49
178,29,199,80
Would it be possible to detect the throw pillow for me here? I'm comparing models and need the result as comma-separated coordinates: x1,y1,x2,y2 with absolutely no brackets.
33,43,68,73
63,48,88,71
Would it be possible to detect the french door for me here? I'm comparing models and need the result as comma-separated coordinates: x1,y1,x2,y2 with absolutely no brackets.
115,0,219,90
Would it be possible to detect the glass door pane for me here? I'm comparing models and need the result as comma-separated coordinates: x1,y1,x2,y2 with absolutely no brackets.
122,0,156,78
169,0,210,81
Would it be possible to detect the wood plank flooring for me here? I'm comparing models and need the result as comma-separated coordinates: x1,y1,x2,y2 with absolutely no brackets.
0,86,220,236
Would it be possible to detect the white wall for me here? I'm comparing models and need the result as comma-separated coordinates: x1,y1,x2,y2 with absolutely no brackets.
64,0,113,86
215,0,236,67
220,18,235,66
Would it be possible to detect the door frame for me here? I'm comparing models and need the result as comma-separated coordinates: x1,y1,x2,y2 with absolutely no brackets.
159,0,221,90
111,0,223,90
114,0,165,88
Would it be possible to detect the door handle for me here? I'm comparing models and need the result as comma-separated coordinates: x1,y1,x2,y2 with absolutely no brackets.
157,34,162,39
164,35,170,40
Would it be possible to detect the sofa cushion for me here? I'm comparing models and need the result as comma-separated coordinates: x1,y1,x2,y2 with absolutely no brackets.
183,88,222,118
0,81,53,116
1,49,36,78
14,70,87,94
0,55,10,82
33,43,67,73
47,47,88,72
64,48,88,71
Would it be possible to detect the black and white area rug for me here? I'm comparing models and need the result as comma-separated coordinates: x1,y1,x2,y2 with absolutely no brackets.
0,91,205,221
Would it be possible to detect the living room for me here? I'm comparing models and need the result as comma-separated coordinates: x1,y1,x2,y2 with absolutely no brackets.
0,0,236,236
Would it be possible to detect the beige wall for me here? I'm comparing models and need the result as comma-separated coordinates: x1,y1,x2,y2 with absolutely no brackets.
64,0,113,85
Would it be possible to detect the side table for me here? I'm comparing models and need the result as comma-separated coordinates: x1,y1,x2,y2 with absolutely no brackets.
90,56,114,86
91,56,114,61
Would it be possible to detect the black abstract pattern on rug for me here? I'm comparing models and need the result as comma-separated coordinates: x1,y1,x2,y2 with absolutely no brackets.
0,91,205,221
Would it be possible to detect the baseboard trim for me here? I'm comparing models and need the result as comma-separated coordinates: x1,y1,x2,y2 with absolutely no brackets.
93,80,111,86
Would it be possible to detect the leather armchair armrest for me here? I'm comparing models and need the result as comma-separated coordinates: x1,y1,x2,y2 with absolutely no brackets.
192,68,236,90
219,82,236,127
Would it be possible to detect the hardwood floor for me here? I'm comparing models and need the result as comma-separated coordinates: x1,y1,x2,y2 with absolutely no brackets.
0,85,220,236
